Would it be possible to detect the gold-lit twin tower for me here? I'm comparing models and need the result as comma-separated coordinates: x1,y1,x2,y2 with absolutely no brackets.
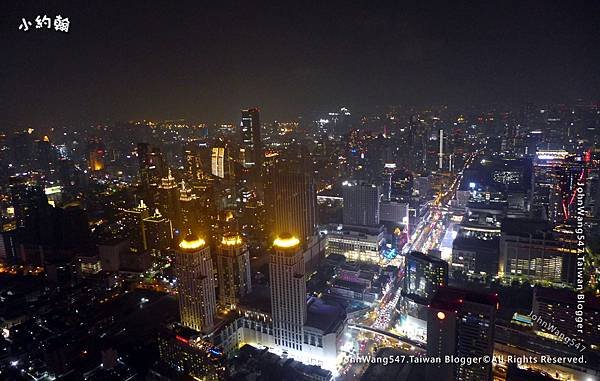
270,232,307,352
175,232,216,334
216,232,252,310
175,225,253,333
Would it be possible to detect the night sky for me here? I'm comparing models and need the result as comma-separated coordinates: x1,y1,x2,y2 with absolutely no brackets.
2,0,600,127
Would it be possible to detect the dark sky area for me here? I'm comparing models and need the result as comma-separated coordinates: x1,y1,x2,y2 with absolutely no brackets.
2,0,600,127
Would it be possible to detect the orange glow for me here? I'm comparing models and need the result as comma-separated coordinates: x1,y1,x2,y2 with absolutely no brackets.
179,237,206,250
437,311,446,320
273,235,300,249
221,235,242,246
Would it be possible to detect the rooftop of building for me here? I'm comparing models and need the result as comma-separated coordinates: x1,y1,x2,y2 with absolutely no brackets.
501,218,553,238
273,233,300,250
320,223,385,236
452,235,499,251
406,250,448,265
178,232,206,251
429,286,498,311
332,278,369,293
305,296,346,334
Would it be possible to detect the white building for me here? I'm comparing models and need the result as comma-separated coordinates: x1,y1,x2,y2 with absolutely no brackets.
175,233,216,333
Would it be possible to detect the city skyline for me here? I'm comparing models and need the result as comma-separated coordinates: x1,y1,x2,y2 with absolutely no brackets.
2,2,600,381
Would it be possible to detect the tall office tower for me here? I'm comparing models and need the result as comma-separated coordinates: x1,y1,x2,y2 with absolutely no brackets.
270,233,306,352
438,129,444,170
158,169,182,231
211,146,232,179
426,287,498,381
0,229,18,265
240,108,262,170
175,233,216,333
532,286,600,350
183,140,210,180
143,209,173,251
9,177,48,229
9,131,35,171
87,138,106,172
179,181,199,232
267,168,317,240
402,251,448,304
216,233,252,309
138,143,167,188
137,142,151,187
35,136,53,173
342,180,381,227
123,199,150,252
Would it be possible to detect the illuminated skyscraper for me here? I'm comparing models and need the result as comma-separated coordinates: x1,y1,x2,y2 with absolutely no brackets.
270,233,306,352
342,181,381,227
175,233,216,333
426,287,498,381
87,138,105,172
179,181,199,232
240,108,262,169
402,251,448,304
211,146,232,179
123,199,150,252
143,209,173,251
267,168,317,240
158,169,182,231
216,233,252,309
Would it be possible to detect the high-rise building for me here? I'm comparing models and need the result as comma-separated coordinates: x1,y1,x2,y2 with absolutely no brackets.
158,169,182,231
267,168,317,240
157,323,225,380
183,140,210,180
123,199,150,252
270,233,306,352
9,177,48,229
179,181,199,232
175,233,216,333
342,180,381,227
216,233,252,309
240,108,262,169
499,219,577,285
402,251,448,305
211,146,232,179
532,286,600,350
143,209,173,251
87,138,105,172
426,287,498,381
438,128,444,170
137,142,151,187
138,143,167,190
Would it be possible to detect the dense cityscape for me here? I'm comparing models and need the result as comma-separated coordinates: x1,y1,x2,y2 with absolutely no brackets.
2,2,600,381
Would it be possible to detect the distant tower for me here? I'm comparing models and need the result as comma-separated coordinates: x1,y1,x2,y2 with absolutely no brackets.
158,169,182,231
216,233,252,309
438,129,444,170
267,168,317,241
87,139,106,172
175,233,216,333
124,199,150,252
240,108,262,170
342,181,381,227
426,287,497,381
143,208,173,251
270,233,306,352
211,146,232,179
179,181,199,232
